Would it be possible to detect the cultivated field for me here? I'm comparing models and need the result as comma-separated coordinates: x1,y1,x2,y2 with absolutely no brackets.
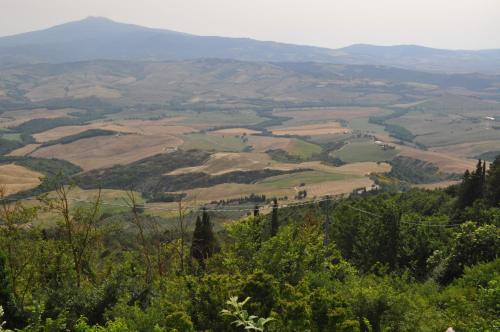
396,144,477,173
332,141,399,163
272,122,350,136
212,128,262,135
168,152,293,175
0,108,77,128
273,107,388,123
246,135,294,152
432,140,500,159
180,133,248,152
7,144,41,156
33,118,196,142
2,59,499,207
0,164,43,195
31,134,183,170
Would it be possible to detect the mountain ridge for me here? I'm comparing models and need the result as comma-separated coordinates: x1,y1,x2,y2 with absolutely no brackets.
1,17,499,73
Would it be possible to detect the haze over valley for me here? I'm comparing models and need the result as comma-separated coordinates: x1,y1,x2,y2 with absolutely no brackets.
0,7,499,331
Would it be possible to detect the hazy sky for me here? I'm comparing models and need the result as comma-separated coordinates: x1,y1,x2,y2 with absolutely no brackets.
1,0,499,49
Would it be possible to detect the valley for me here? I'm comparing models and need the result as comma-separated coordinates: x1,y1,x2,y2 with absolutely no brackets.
1,59,498,216
0,11,499,332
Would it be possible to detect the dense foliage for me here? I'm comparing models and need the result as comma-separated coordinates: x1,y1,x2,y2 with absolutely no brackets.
76,150,308,193
0,157,498,331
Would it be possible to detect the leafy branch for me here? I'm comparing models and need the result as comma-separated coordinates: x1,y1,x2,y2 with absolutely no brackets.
221,296,274,331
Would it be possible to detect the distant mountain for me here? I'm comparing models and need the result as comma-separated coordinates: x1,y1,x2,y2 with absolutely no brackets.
330,44,500,74
0,17,499,74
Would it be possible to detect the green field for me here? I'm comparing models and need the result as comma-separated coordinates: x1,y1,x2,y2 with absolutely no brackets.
180,133,249,152
0,132,22,141
287,139,322,159
258,170,357,188
332,141,399,163
349,117,388,134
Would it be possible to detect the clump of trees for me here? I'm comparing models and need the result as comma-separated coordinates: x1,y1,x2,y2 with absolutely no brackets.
0,157,498,331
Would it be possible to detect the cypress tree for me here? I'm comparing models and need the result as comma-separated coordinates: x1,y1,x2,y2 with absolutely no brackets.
253,205,260,217
457,160,487,210
190,209,219,268
472,159,486,199
270,198,279,237
485,155,500,206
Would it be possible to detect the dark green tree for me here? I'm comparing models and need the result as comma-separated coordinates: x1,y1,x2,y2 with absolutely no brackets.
253,205,260,217
435,222,500,284
456,160,487,210
485,155,500,206
190,209,219,268
0,250,22,329
270,198,279,237
241,271,277,318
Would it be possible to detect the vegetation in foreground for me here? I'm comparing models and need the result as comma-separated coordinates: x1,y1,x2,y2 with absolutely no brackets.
0,157,498,331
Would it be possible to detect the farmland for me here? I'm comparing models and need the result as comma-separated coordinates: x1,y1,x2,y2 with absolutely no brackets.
0,59,498,209
0,163,43,195
331,141,399,163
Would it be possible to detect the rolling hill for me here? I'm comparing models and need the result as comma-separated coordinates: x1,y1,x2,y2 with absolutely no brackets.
0,17,499,74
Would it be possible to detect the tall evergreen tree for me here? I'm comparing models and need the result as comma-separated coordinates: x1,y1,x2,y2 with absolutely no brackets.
270,198,279,237
190,209,219,268
472,159,486,199
485,155,500,206
456,160,487,210
254,205,260,217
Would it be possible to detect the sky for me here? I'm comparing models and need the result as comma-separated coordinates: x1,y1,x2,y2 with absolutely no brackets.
0,0,499,50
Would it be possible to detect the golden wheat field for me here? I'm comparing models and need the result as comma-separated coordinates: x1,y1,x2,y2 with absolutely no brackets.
0,164,43,195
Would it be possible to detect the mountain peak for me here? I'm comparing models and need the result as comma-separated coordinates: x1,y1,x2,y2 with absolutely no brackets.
83,16,113,22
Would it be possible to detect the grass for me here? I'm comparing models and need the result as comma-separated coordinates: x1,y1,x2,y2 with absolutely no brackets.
332,141,398,163
69,188,145,215
349,118,388,134
286,139,322,159
0,132,22,142
181,133,249,152
258,170,358,188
